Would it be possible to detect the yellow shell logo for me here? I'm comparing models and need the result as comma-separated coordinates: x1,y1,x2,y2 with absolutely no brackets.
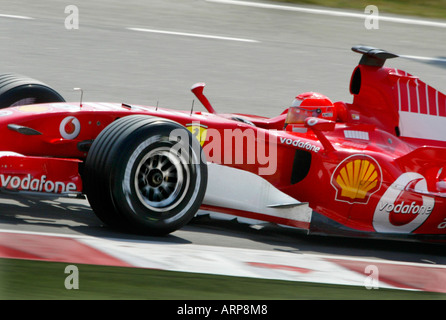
186,124,207,146
331,155,382,204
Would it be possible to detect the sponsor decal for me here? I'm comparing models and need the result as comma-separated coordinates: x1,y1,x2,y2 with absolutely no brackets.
0,110,12,117
186,123,208,147
60,116,81,139
377,201,433,215
344,130,369,141
373,172,434,233
279,137,320,153
18,105,51,113
331,155,382,204
0,174,77,194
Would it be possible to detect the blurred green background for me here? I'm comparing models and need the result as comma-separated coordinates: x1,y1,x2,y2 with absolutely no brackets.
274,0,446,19
1,258,445,300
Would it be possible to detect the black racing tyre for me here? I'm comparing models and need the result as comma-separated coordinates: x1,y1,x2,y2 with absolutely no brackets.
83,115,208,235
0,73,65,108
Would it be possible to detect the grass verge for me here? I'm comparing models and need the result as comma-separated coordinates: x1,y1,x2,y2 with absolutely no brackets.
0,258,445,300
273,0,446,19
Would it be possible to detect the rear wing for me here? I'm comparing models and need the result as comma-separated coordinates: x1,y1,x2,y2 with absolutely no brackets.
349,45,446,145
352,45,398,67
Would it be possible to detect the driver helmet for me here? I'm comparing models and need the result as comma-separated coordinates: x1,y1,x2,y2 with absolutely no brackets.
286,92,336,125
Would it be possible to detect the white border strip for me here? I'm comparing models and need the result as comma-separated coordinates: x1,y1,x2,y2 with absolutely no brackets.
127,27,260,43
0,13,33,20
207,0,446,28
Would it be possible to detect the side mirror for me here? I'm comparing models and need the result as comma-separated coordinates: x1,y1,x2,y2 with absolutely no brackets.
304,117,336,153
304,117,336,131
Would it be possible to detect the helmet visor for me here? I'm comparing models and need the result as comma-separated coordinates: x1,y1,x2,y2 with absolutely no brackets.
285,106,321,125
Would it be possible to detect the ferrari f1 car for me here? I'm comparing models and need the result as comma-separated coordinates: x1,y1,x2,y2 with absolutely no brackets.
0,45,445,240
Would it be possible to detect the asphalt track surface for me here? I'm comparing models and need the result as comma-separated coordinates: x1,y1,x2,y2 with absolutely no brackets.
1,0,446,274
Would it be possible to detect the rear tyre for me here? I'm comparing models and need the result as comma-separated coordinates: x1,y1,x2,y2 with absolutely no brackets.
83,115,208,235
0,73,65,108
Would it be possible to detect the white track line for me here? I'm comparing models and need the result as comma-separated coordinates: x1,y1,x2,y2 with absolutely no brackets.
207,0,446,28
0,13,33,20
127,27,259,43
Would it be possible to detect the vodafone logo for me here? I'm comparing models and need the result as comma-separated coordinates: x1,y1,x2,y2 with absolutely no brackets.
60,116,81,139
373,172,435,233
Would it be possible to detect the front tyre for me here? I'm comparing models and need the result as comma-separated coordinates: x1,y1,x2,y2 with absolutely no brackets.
0,73,65,108
83,115,207,235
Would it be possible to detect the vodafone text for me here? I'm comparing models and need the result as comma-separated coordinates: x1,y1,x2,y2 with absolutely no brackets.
279,137,321,152
378,201,433,215
0,174,77,194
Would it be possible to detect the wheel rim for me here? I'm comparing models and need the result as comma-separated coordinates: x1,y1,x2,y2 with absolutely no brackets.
135,147,190,212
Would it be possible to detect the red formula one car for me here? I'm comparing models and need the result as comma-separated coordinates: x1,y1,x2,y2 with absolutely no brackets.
0,45,445,240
